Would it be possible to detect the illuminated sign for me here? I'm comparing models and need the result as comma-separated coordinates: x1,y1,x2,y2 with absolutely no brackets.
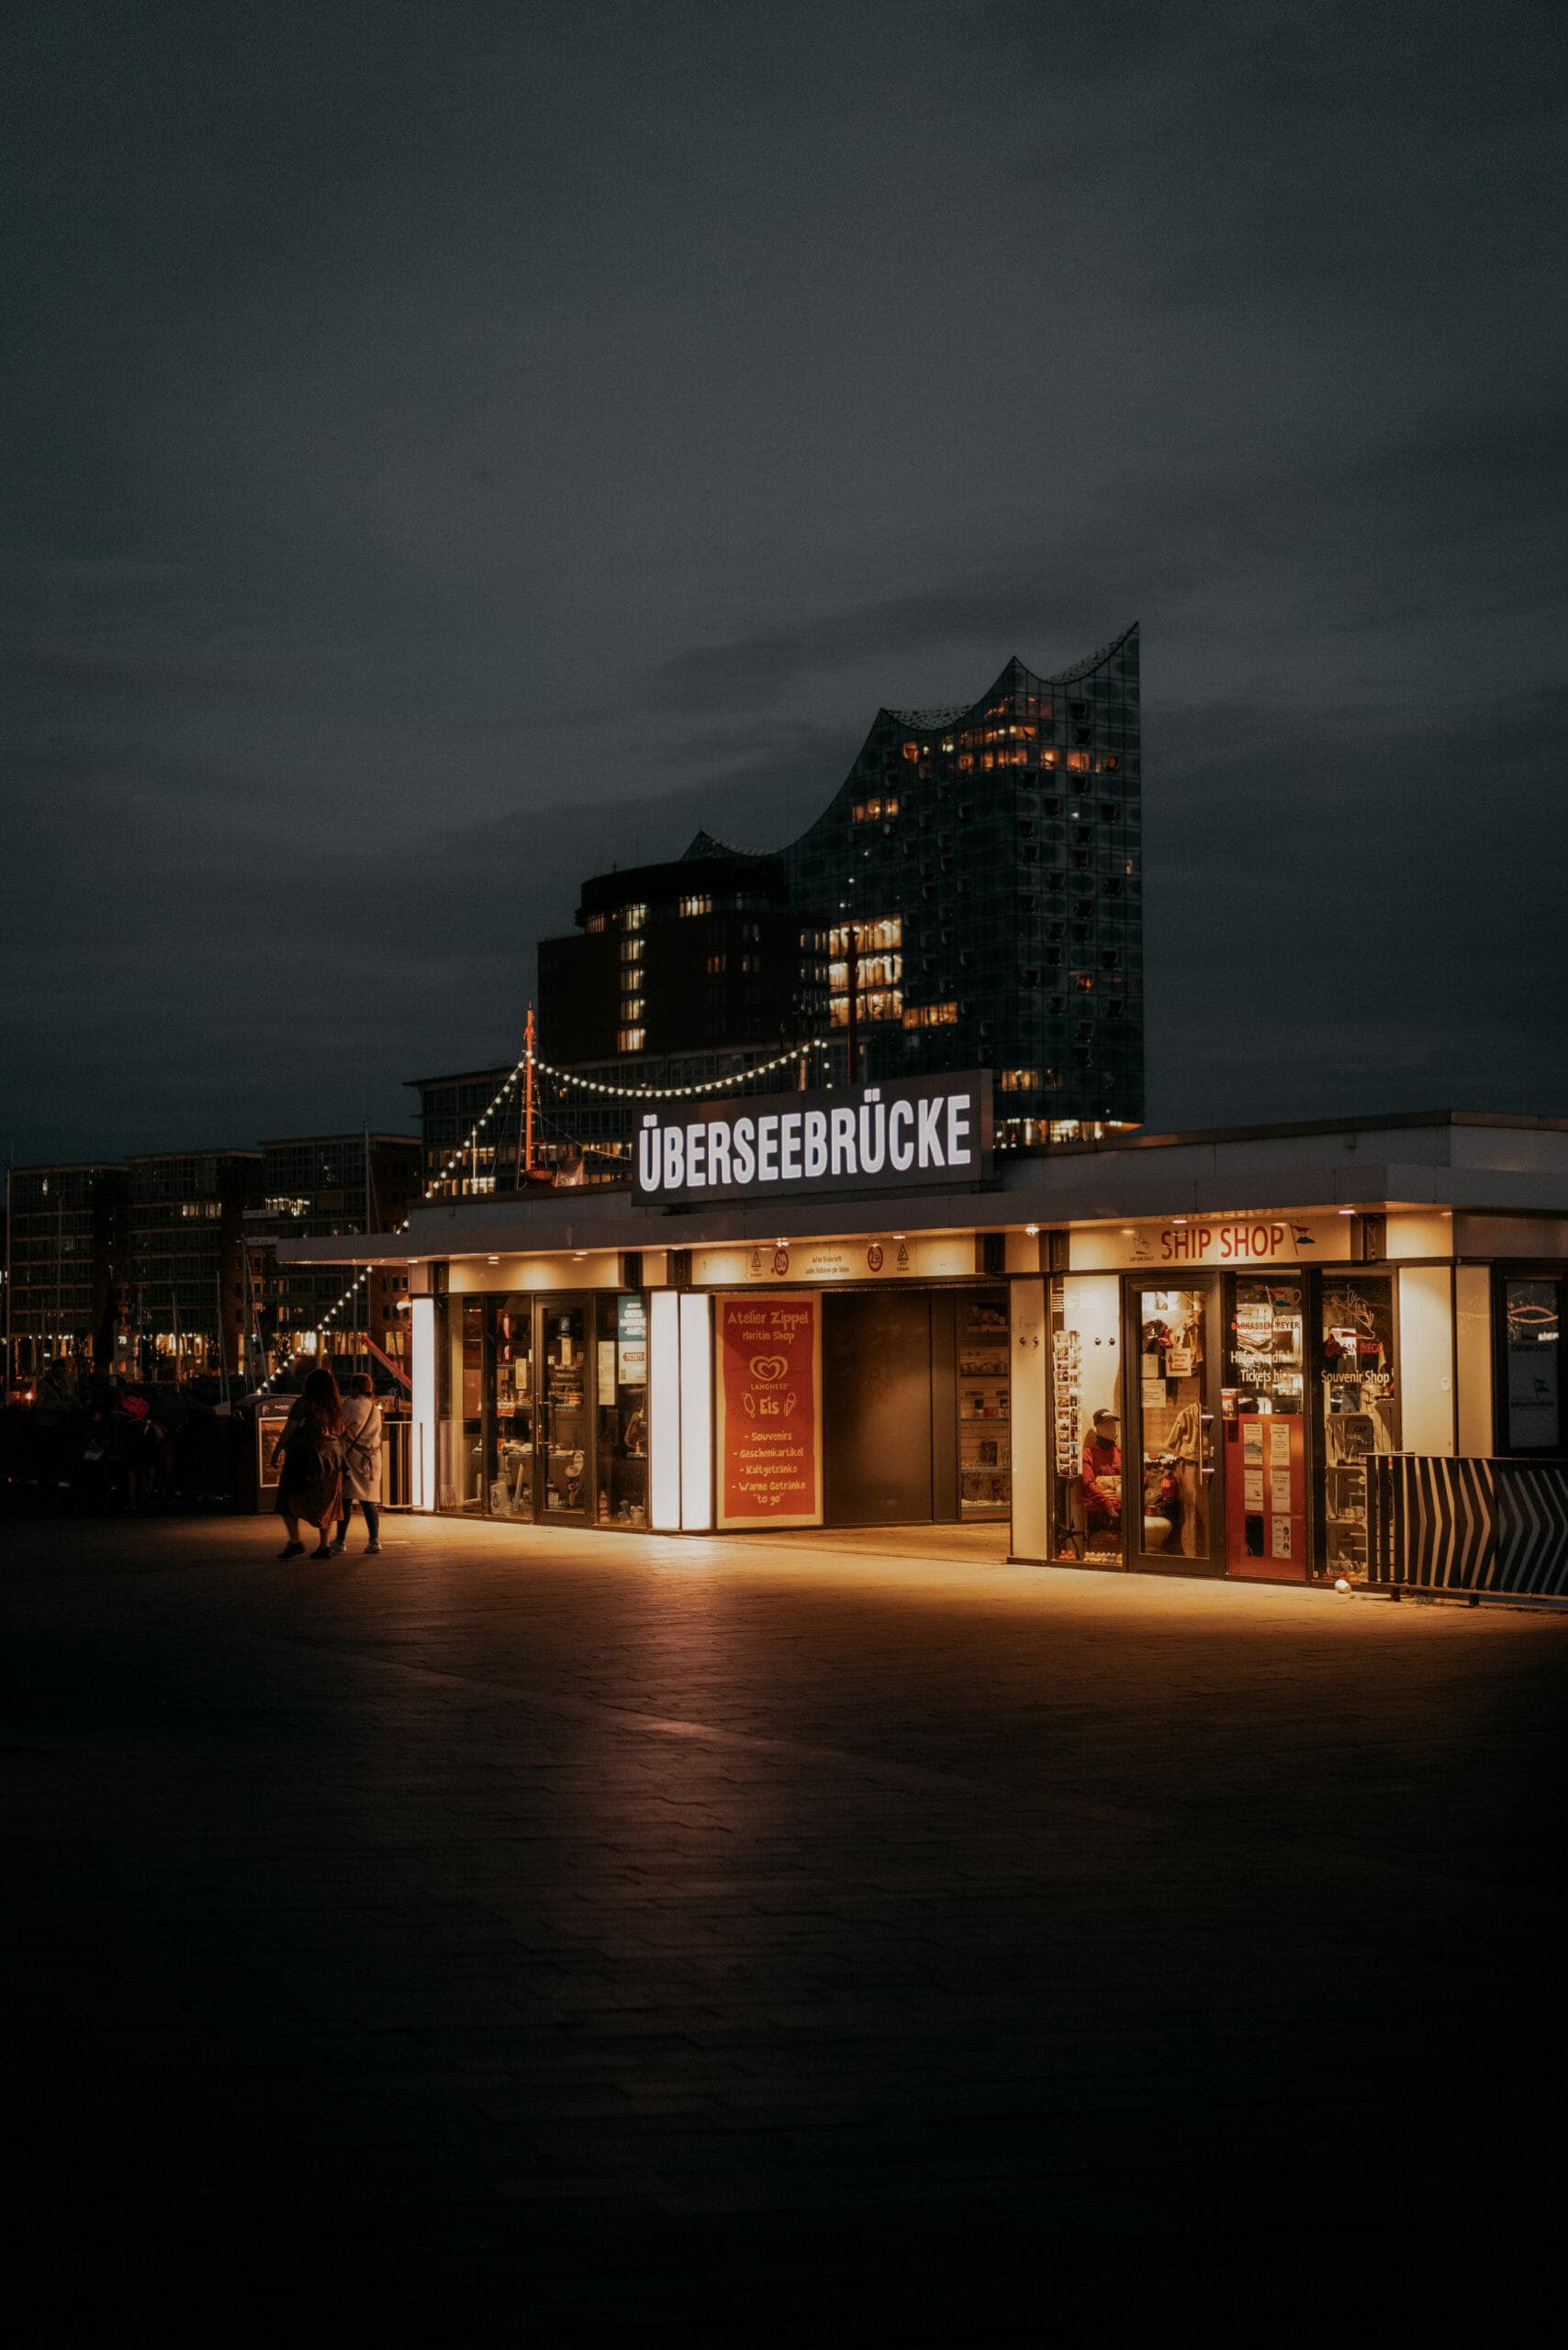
1071,1214,1353,1270
715,1292,822,1528
633,1073,992,1207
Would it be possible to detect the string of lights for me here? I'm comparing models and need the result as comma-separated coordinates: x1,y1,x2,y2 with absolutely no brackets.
527,1037,832,1098
252,1031,837,1393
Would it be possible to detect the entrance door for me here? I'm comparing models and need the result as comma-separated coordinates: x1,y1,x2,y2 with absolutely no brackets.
1221,1271,1308,1580
1126,1278,1221,1568
538,1298,591,1521
823,1291,935,1524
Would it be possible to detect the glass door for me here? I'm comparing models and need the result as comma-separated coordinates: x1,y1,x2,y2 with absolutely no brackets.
594,1292,649,1528
437,1295,486,1513
490,1293,536,1520
1221,1273,1307,1580
1316,1271,1398,1583
1127,1279,1220,1567
539,1299,590,1520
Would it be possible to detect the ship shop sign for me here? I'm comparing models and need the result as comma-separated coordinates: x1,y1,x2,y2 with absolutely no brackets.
634,1073,993,1207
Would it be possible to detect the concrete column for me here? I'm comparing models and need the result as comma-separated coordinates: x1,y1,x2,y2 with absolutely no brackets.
1010,1277,1048,1561
1454,1264,1494,1458
1398,1265,1455,1455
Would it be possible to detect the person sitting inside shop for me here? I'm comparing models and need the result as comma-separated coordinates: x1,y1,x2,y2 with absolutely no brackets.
1081,1409,1123,1545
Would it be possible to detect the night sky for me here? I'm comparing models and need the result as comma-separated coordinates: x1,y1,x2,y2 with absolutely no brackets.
5,1,1565,1162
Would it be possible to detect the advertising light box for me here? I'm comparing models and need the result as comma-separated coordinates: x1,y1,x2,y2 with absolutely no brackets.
633,1073,993,1208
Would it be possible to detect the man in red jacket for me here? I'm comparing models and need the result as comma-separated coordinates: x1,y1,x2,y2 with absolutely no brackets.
1081,1408,1122,1545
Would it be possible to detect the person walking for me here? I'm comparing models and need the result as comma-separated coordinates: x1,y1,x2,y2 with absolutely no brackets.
271,1367,344,1559
330,1372,384,1555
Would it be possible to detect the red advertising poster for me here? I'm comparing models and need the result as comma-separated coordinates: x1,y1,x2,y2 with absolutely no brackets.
715,1292,823,1530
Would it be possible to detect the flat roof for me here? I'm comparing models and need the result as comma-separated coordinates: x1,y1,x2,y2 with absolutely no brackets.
1047,1108,1568,1154
258,1133,420,1148
276,1108,1568,1267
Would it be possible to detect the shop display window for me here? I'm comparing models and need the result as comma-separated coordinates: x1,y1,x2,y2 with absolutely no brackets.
1317,1274,1397,1582
1221,1276,1305,1578
436,1295,484,1513
957,1291,1011,1518
1048,1273,1120,1558
595,1293,649,1527
1501,1276,1561,1452
490,1294,535,1520
540,1304,588,1516
1135,1287,1211,1560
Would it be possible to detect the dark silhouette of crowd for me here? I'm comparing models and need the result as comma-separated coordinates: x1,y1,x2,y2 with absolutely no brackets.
5,1368,264,1514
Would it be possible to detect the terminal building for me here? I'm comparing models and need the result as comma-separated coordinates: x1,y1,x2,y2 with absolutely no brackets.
281,1099,1568,1588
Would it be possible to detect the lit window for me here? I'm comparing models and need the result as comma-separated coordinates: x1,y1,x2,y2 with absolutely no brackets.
958,754,974,772
1072,971,1094,992
620,936,644,963
902,1002,958,1028
621,902,647,932
999,1069,1041,1092
706,953,727,975
1067,751,1091,772
617,1027,645,1053
585,912,607,934
1096,755,1119,773
741,954,762,974
678,893,712,918
1039,748,1060,769
902,743,919,762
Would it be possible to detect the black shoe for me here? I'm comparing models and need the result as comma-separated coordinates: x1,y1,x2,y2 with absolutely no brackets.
310,1544,332,1559
277,1540,305,1560
364,1539,381,1555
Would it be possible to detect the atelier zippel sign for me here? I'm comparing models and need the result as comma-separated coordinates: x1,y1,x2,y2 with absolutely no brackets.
633,1073,993,1208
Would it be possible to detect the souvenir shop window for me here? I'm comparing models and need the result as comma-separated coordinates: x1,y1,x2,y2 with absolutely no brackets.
1136,1289,1211,1561
1048,1273,1121,1560
436,1295,484,1515
595,1293,648,1528
1318,1274,1397,1582
957,1292,1011,1519
490,1294,535,1522
1500,1275,1561,1451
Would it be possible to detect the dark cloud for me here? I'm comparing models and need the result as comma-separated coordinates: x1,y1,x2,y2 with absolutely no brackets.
1,0,1565,1159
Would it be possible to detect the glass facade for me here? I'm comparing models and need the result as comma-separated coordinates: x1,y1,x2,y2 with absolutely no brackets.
1131,1284,1212,1561
768,628,1143,1134
436,1291,650,1530
1317,1272,1398,1583
1500,1274,1561,1451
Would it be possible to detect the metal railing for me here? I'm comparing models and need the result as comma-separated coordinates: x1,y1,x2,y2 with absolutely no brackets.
1367,1453,1568,1598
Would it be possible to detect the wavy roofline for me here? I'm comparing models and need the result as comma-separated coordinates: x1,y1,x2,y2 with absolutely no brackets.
684,624,1138,863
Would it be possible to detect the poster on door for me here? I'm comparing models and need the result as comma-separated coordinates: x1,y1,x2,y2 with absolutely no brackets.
716,1292,823,1529
1224,1411,1305,1580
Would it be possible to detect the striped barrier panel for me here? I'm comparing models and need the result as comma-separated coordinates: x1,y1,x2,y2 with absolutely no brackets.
1367,1454,1568,1596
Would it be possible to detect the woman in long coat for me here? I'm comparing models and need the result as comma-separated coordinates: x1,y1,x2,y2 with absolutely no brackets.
272,1367,343,1559
330,1372,384,1555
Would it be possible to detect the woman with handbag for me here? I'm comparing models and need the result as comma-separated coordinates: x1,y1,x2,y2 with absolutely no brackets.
272,1368,344,1559
331,1372,384,1555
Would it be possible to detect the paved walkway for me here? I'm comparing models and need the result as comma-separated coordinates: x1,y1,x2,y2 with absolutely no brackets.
4,1511,1563,2337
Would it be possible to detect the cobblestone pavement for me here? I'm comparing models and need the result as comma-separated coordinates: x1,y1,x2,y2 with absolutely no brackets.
4,1512,1563,2339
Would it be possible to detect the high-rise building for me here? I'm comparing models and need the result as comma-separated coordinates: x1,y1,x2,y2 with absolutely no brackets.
4,1161,129,1387
124,1147,264,1379
245,1133,422,1384
535,626,1142,1147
